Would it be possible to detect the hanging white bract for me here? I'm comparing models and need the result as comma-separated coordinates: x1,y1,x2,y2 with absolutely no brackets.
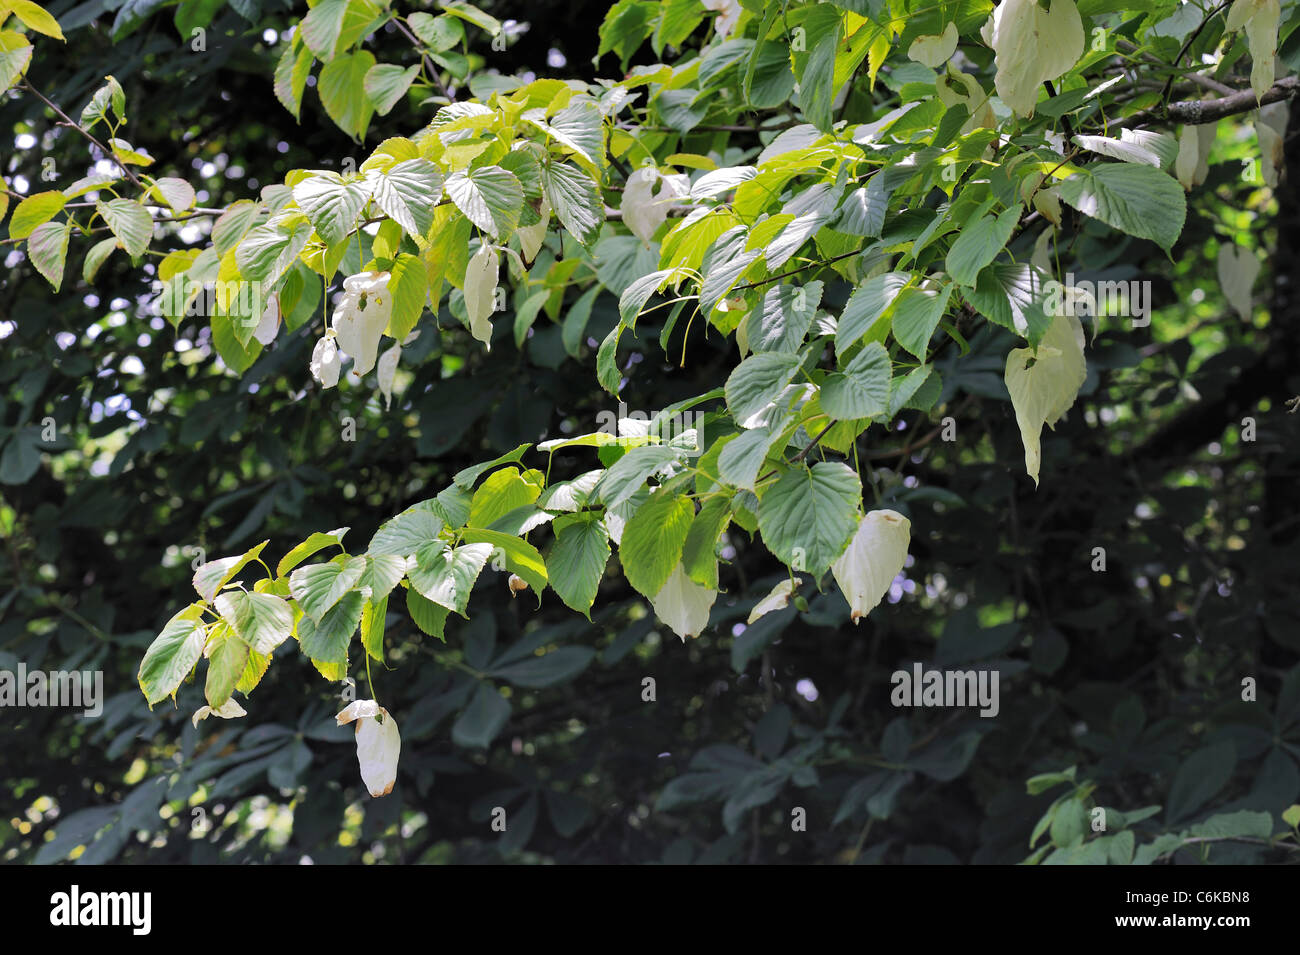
336,699,401,797
621,167,690,246
832,510,911,623
651,564,716,640
376,341,400,410
332,270,393,376
464,243,499,350
253,291,280,345
309,335,341,387
1005,313,1087,485
982,0,1084,118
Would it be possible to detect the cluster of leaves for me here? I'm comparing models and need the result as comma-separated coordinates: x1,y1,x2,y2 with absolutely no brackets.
2,0,1299,864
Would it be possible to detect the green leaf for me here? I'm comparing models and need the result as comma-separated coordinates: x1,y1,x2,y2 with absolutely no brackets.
409,12,463,51
619,491,695,597
365,63,419,115
794,21,840,131
680,496,730,588
80,75,125,127
0,31,33,94
83,237,117,285
891,282,953,361
318,50,377,139
757,461,861,575
386,252,428,338
277,528,349,576
834,177,889,237
216,590,294,655
406,588,450,640
717,422,788,491
211,312,263,374
523,101,604,175
273,37,313,120
597,0,656,67
459,527,548,595
296,590,364,665
821,341,891,420
596,322,624,395
451,683,510,749
539,162,604,246
97,198,153,257
1025,766,1076,795
212,200,262,256
945,205,1020,286
361,594,387,661
438,0,502,36
360,554,407,600
467,467,540,528
1166,741,1236,823
26,220,70,291
298,0,349,59
490,646,596,688
453,443,531,489
205,628,249,708
1056,163,1187,250
445,165,523,238
8,192,65,239
743,281,822,354
289,555,367,623
966,262,1053,342
408,541,494,616
700,226,759,312
725,352,802,428
591,444,683,507
138,604,206,705
368,504,444,558
367,159,443,238
292,173,368,246
548,515,610,616
837,271,909,355
192,541,269,602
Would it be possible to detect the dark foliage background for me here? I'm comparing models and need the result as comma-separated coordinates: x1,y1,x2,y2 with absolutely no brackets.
2,0,1298,865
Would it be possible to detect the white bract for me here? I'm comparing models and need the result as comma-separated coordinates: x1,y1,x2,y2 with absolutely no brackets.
1217,244,1261,320
376,341,400,409
909,22,959,68
1175,122,1217,190
191,697,246,727
702,0,741,38
517,195,550,263
936,66,996,133
309,335,341,388
464,243,500,350
651,564,716,640
1257,101,1286,187
336,699,401,797
621,166,689,246
253,291,280,345
982,0,1084,118
332,270,393,376
831,510,911,624
1225,0,1281,102
1004,313,1087,485
748,578,796,624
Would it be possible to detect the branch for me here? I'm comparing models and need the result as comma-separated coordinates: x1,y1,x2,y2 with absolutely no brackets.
1114,76,1300,129
21,80,145,189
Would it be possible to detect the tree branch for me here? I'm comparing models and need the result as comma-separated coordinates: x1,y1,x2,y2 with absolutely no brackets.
1114,76,1300,129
